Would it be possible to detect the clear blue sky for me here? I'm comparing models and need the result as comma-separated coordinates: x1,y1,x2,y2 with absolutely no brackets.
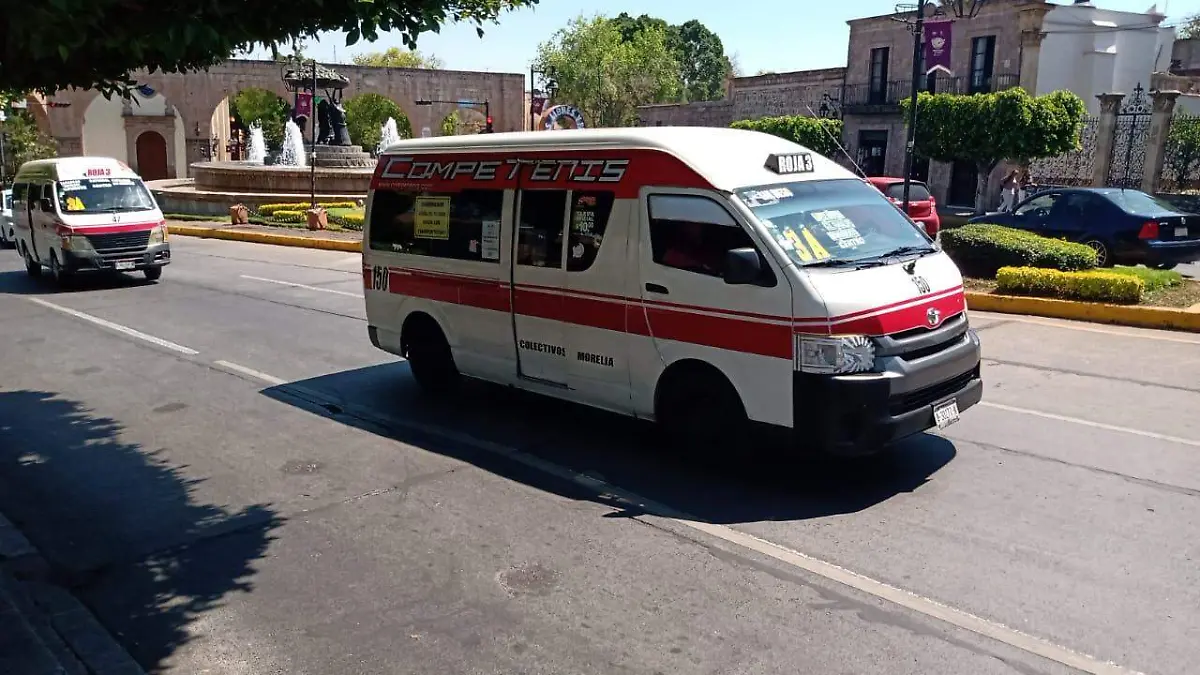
242,0,1199,76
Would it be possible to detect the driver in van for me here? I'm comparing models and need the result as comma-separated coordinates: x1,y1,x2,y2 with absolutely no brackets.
662,220,722,274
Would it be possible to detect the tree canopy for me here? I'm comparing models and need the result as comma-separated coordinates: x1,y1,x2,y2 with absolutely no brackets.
1179,13,1200,39
352,48,444,69
1,0,537,97
534,15,680,128
609,13,731,102
1,111,58,183
730,116,845,159
900,88,1086,211
344,93,412,149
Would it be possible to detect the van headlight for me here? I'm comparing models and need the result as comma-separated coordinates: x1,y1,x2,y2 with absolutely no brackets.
60,235,94,252
149,224,167,244
797,334,875,374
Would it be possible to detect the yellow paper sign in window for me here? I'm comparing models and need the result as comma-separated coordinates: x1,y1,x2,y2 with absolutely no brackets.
783,228,813,262
65,196,85,211
800,227,831,259
414,196,451,240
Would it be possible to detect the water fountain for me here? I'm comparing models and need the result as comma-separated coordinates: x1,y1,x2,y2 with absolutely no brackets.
246,123,267,164
276,119,306,167
150,61,381,216
377,117,402,156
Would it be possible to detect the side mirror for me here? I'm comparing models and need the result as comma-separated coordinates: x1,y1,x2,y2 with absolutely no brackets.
38,198,53,212
723,247,762,285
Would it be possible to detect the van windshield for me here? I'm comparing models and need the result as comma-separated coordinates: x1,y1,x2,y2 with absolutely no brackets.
735,178,933,267
56,178,155,214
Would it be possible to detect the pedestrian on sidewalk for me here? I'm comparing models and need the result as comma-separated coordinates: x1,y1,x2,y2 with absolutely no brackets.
999,167,1020,212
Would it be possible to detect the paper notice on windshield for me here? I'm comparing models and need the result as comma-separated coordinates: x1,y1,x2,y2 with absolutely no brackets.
481,219,500,260
811,209,865,249
741,187,794,207
414,196,451,240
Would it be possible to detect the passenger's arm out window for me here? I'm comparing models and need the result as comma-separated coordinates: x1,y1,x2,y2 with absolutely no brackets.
647,194,774,286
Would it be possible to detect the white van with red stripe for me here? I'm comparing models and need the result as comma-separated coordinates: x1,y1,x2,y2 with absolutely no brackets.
362,128,982,456
11,157,170,284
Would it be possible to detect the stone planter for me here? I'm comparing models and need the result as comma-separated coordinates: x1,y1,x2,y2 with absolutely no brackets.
229,203,249,225
306,207,328,231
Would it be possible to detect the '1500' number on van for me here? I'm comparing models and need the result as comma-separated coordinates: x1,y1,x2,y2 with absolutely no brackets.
370,265,390,292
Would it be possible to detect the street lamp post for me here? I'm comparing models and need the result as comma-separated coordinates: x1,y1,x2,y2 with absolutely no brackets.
414,99,493,134
894,0,988,214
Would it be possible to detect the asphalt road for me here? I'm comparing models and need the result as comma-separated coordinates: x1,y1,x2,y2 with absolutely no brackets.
1,237,1197,675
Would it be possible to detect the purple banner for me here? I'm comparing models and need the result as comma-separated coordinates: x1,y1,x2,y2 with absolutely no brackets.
923,20,953,75
294,92,313,119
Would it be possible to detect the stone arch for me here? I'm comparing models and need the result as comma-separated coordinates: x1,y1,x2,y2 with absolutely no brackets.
342,92,414,153
81,89,187,179
217,87,291,161
134,130,170,181
22,94,52,135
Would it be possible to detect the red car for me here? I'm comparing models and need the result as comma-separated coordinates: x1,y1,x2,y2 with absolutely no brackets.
867,177,941,238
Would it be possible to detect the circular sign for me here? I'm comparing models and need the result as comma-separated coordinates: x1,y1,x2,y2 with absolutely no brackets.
542,104,585,130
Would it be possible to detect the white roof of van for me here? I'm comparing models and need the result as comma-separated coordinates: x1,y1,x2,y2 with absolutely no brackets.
382,126,857,192
15,156,137,181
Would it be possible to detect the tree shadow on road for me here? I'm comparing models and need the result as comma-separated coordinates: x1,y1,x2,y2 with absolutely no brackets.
0,390,282,673
263,362,958,527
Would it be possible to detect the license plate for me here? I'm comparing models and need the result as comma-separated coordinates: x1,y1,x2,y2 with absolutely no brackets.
1175,226,1188,237
933,399,961,429
114,260,135,270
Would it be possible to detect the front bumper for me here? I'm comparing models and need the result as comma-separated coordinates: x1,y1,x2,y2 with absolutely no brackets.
794,316,983,457
61,242,171,272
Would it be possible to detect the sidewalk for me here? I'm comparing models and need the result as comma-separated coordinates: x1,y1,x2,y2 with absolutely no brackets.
0,515,142,675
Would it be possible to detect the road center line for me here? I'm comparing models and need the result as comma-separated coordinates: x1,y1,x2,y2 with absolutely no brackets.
213,360,288,386
241,274,361,297
980,401,1200,448
269,380,1142,675
27,297,199,356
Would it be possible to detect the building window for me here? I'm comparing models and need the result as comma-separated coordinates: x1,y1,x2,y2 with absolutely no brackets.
918,43,939,92
856,130,889,177
367,188,505,262
970,36,996,94
869,47,890,104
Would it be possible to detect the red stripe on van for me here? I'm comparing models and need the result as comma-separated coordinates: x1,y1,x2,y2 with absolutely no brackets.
370,148,713,199
369,267,965,359
58,221,160,235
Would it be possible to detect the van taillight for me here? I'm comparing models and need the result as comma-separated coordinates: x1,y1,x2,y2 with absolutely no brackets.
1138,221,1159,240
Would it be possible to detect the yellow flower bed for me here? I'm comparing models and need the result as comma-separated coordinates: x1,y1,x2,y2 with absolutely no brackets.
995,266,1145,304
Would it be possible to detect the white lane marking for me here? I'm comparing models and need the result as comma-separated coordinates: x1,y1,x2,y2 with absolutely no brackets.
27,297,199,356
266,379,1141,675
240,274,361,298
980,401,1200,449
971,311,1200,345
213,360,287,386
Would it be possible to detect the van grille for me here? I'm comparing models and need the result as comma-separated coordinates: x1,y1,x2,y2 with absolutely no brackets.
86,231,151,254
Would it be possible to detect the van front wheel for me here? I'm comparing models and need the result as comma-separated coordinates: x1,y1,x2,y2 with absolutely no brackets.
656,366,747,456
404,319,459,395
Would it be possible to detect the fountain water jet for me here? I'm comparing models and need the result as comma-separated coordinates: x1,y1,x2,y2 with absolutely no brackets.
377,117,402,155
277,119,306,167
246,124,267,164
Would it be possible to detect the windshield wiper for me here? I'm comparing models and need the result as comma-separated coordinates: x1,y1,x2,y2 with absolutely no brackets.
871,245,937,260
803,258,885,269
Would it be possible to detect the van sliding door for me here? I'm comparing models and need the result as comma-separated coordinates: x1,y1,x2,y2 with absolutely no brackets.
510,188,570,386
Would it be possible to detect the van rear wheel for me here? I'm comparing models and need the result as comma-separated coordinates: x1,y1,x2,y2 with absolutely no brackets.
656,367,747,456
404,320,459,395
23,246,42,278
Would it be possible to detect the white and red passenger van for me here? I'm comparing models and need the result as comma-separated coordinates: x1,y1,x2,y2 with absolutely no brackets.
361,127,982,456
11,157,170,284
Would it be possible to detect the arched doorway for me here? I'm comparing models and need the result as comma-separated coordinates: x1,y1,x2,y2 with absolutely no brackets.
136,131,169,181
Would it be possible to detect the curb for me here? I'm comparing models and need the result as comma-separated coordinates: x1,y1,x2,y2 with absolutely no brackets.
965,291,1200,333
166,224,361,253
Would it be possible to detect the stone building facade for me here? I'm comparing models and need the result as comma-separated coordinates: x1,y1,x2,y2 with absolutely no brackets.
32,59,525,180
636,68,845,128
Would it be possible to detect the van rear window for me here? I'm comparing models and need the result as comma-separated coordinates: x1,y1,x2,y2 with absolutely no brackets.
882,182,931,202
368,188,505,262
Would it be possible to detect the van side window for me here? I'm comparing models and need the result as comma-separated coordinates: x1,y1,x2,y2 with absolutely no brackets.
648,194,757,278
12,183,28,206
368,188,504,262
517,190,568,268
566,191,615,272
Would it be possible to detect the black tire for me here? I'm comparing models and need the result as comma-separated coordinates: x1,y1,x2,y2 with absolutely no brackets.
404,319,459,395
1151,262,1178,271
143,266,163,281
49,252,70,285
1082,238,1113,268
655,366,747,456
23,246,42,278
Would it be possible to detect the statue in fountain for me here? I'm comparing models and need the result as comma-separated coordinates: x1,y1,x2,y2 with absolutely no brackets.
280,59,375,167
316,98,333,145
329,100,353,147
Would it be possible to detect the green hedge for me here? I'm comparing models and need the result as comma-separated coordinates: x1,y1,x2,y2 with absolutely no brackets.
942,224,1096,278
329,212,364,231
730,116,844,158
257,201,360,216
996,266,1144,304
270,209,306,224
1104,265,1183,292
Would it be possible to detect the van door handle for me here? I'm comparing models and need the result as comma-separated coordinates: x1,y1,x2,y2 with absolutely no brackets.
645,283,669,295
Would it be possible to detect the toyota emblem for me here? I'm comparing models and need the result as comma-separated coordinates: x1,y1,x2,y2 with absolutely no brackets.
926,307,941,327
